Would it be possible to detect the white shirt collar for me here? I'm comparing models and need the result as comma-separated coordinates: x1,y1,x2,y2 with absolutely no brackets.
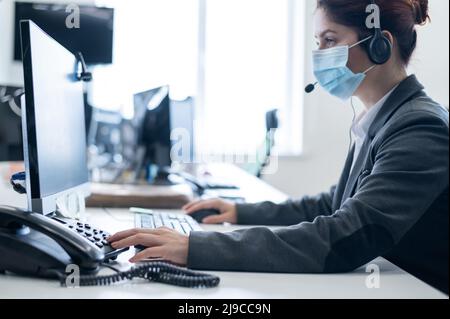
352,85,399,139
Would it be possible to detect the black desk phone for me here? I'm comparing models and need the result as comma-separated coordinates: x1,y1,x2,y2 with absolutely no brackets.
0,206,220,288
0,205,127,276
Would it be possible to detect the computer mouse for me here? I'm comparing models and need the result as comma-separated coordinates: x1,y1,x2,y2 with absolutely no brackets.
190,209,221,223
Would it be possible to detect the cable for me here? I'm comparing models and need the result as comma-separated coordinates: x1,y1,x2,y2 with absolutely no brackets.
76,52,92,82
59,261,220,288
10,171,26,194
102,207,133,222
100,262,122,274
349,97,357,153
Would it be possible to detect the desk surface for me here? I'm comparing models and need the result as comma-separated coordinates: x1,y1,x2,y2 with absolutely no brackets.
0,162,447,299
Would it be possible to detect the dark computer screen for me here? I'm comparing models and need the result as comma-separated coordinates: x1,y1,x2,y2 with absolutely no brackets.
134,86,172,169
21,20,89,199
0,86,24,161
14,2,114,64
89,108,123,156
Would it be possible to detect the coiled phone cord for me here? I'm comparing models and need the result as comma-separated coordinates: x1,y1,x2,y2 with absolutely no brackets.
59,261,220,288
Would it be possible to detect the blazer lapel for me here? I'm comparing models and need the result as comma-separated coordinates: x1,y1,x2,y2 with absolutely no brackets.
340,75,426,205
332,146,355,212
368,75,425,139
340,138,371,206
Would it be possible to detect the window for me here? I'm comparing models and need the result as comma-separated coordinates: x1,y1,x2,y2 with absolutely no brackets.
92,0,304,159
197,0,304,158
92,0,199,118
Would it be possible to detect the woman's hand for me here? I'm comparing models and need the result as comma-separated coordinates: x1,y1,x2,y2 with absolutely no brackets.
107,227,189,265
183,198,238,224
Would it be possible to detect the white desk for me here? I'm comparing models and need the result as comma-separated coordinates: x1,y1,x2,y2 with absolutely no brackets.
0,163,447,299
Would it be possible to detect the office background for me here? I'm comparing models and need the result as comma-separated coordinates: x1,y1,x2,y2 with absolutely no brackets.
0,0,448,198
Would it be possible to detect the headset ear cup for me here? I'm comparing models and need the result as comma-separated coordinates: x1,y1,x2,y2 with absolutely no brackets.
368,35,392,65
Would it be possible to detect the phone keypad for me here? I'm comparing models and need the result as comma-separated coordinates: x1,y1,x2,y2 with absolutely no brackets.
52,217,128,261
71,223,108,247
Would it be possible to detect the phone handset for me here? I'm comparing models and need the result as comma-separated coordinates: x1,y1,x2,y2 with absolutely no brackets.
0,206,104,270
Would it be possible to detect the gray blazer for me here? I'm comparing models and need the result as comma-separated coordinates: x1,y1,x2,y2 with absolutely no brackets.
187,75,449,294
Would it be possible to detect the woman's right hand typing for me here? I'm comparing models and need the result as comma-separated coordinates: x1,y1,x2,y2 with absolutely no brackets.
182,199,238,224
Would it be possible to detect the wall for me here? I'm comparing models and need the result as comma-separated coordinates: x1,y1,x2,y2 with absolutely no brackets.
0,0,14,84
409,0,449,108
263,0,450,198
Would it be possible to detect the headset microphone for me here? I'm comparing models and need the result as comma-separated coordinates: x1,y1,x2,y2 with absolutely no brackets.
305,82,318,94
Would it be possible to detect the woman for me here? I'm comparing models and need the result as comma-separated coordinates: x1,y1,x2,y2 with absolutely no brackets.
108,0,449,293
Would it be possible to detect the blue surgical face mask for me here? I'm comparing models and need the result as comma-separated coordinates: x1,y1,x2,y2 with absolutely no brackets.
313,36,376,101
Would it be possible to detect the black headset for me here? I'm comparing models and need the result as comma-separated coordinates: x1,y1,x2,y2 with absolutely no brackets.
367,0,392,65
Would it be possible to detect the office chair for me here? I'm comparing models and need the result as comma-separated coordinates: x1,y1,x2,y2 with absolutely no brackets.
244,109,279,178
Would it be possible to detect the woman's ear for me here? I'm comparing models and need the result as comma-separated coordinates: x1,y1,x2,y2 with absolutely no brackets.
382,30,402,64
382,31,394,47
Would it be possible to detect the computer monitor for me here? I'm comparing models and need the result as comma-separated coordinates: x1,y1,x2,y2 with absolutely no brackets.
20,20,89,215
14,2,114,65
0,86,24,161
133,86,172,179
88,108,123,156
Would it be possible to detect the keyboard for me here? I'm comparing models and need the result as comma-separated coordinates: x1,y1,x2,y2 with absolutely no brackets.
133,208,202,235
52,216,129,261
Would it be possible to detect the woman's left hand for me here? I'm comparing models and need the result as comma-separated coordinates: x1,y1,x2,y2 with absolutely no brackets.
107,227,189,265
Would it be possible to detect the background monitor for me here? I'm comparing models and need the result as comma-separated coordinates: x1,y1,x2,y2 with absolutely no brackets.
134,86,172,173
14,2,114,65
20,20,89,214
0,85,24,161
88,108,123,157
